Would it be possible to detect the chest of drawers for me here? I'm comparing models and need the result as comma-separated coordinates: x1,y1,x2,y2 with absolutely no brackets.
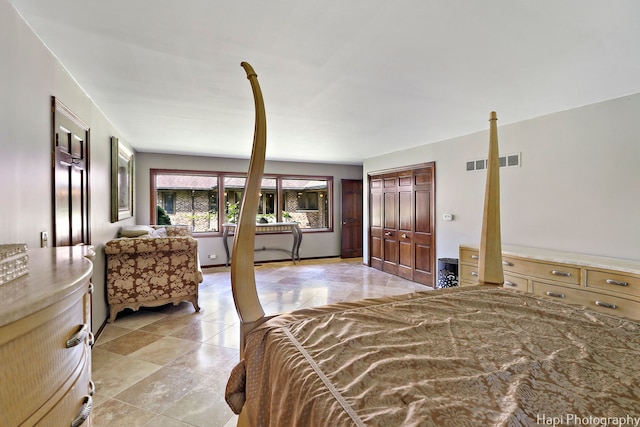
0,247,94,426
459,244,640,321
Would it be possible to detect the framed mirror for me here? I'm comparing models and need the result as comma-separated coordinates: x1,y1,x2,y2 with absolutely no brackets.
111,137,134,222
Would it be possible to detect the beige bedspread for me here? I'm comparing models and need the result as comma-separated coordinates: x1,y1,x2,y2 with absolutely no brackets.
226,286,640,426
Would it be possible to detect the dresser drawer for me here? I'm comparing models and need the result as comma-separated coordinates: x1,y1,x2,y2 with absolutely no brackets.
502,256,580,285
35,358,93,427
586,269,640,299
459,263,479,284
532,281,583,305
532,281,640,321
0,288,89,426
459,247,479,266
503,274,528,292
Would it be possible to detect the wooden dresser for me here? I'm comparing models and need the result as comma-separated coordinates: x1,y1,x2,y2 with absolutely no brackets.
459,244,640,321
0,247,94,426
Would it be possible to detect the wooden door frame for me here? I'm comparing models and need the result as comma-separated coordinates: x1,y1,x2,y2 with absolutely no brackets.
367,162,435,285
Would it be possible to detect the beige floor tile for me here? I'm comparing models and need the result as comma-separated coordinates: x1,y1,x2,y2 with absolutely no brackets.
111,310,168,329
128,336,201,365
145,414,194,426
92,349,162,403
92,399,158,427
114,366,203,414
161,373,235,426
139,312,202,336
94,324,134,345
166,343,237,376
95,329,163,355
203,325,240,350
170,319,230,342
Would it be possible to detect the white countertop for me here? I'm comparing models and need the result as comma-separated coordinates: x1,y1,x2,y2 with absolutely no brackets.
462,244,640,276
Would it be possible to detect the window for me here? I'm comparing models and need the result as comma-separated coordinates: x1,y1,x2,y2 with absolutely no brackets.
151,170,332,233
153,171,219,232
159,191,176,214
297,192,318,210
282,178,329,229
223,176,245,224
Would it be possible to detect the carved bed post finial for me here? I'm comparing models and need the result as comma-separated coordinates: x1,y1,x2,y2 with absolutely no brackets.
479,111,504,286
232,62,267,357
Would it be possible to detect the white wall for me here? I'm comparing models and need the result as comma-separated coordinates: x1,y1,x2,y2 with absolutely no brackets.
0,0,133,332
364,94,640,264
135,153,363,265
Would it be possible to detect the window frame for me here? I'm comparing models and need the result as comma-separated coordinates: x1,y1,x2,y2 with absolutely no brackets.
150,169,333,236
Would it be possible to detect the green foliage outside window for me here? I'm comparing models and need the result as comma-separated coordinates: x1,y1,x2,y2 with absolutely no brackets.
157,205,172,225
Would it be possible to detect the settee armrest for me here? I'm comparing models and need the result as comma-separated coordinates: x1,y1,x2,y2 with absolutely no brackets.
105,236,197,255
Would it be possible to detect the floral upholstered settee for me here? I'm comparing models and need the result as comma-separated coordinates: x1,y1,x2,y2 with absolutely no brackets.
104,225,203,323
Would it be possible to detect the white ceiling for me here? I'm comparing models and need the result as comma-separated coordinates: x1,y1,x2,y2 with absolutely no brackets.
9,1,640,164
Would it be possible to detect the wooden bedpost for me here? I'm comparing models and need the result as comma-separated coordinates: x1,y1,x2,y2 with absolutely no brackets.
232,62,267,357
478,111,504,286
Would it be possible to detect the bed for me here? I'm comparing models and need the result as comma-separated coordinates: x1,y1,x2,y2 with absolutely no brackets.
225,63,640,426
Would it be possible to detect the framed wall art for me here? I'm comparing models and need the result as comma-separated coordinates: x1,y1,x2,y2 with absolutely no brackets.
111,137,134,222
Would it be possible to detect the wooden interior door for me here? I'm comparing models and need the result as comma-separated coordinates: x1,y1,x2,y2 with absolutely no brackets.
369,176,383,270
52,97,91,246
382,174,399,275
412,166,435,285
397,170,414,280
368,163,435,286
340,179,363,258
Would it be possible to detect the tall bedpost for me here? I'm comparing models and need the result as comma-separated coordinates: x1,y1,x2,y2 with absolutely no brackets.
232,62,267,357
478,111,504,286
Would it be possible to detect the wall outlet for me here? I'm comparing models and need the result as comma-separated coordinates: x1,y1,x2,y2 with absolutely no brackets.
208,254,217,259
443,213,454,221
41,231,48,248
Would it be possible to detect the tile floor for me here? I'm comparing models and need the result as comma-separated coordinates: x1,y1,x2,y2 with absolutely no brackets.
91,258,431,426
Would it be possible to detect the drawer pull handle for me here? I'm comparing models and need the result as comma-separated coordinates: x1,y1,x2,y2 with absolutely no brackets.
471,255,479,259
66,324,89,348
71,395,92,427
551,270,571,277
595,300,617,310
384,232,392,236
471,272,478,277
605,279,628,287
545,291,565,298
401,233,408,239
504,281,517,287
89,380,96,397
502,261,513,266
